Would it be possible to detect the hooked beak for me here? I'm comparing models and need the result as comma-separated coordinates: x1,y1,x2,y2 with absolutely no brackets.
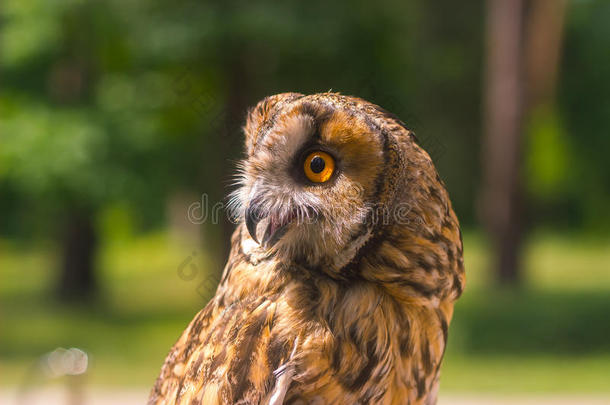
245,203,292,248
245,204,262,244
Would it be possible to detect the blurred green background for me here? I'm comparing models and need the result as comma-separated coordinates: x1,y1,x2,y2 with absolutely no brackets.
1,0,609,403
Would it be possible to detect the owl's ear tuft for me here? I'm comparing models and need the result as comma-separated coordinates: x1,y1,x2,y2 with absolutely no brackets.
243,93,303,155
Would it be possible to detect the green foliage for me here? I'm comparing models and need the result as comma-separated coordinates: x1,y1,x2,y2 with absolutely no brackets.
0,0,486,237
526,106,571,200
0,0,608,237
558,0,610,232
1,100,106,201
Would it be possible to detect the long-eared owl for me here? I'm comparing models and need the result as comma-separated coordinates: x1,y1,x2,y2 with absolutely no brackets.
149,92,465,405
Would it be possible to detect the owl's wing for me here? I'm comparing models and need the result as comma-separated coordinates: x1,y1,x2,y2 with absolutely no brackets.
148,296,296,405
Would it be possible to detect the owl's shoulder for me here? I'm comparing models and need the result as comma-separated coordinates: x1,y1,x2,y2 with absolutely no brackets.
148,289,298,404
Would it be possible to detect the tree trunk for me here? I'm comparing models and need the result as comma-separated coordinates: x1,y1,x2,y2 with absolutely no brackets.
58,208,97,301
481,0,526,285
524,0,567,109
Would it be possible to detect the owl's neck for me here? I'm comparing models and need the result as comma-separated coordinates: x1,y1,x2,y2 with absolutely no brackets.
220,215,463,314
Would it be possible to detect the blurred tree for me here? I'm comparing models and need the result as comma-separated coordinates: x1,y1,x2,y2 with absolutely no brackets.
525,0,567,110
481,0,526,285
1,0,607,298
0,0,490,292
482,0,567,286
523,0,569,230
0,0,176,300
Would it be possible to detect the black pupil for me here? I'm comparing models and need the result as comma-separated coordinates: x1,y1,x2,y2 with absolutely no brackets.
310,156,325,174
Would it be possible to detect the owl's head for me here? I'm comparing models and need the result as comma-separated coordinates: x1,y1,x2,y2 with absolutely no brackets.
230,93,451,277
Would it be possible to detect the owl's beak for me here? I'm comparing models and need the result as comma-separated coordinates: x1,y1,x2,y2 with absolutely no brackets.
245,204,291,248
245,204,262,244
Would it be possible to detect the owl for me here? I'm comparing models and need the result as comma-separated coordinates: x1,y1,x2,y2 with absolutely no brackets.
149,93,465,405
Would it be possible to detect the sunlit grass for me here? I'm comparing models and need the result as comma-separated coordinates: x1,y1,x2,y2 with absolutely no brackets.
461,231,610,291
442,354,610,393
525,232,610,290
1,230,609,392
0,232,211,387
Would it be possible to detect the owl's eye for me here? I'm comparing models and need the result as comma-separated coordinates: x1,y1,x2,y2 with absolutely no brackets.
303,151,335,183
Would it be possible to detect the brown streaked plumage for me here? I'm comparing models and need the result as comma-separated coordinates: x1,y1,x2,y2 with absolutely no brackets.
149,93,465,405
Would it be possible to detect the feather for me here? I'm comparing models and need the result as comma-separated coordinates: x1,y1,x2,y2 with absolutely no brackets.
266,336,299,405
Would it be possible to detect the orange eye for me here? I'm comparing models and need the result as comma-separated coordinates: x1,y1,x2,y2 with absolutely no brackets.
303,151,335,183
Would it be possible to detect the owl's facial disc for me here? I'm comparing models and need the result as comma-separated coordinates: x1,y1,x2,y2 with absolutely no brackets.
235,100,389,269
